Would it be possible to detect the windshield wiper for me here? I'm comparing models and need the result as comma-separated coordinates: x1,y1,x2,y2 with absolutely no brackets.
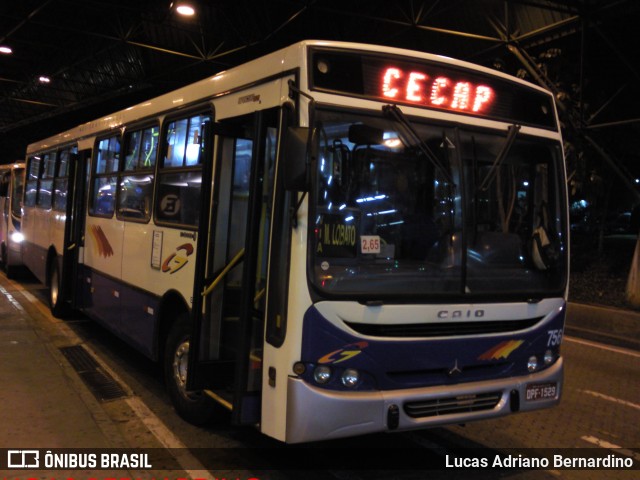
382,104,455,186
477,124,521,192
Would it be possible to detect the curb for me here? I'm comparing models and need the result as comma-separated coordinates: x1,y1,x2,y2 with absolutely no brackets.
566,302,640,351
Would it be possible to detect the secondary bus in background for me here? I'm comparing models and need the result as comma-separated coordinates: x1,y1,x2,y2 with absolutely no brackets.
20,40,568,443
0,162,25,278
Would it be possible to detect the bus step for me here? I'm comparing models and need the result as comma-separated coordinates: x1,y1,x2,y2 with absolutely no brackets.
204,388,234,411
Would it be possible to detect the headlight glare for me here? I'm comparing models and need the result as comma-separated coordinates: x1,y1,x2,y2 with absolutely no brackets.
341,368,360,387
527,355,539,372
313,365,332,384
544,350,555,365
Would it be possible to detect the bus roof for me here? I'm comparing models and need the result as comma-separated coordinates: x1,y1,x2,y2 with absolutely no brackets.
0,162,25,170
26,40,553,154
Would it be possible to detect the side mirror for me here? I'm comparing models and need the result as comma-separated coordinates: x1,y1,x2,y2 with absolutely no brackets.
283,126,312,192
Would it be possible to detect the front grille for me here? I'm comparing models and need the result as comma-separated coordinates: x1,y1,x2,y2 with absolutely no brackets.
344,317,542,337
387,361,510,384
404,392,501,418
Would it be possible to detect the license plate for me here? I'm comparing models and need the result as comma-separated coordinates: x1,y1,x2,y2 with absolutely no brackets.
526,382,557,401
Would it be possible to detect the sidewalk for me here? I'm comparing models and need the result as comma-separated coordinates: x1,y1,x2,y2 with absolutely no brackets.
0,282,192,476
0,284,121,449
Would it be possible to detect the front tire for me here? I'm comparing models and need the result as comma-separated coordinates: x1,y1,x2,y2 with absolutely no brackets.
164,315,222,425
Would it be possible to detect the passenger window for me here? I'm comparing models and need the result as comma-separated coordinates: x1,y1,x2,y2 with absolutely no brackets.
12,168,24,218
37,152,56,209
163,114,207,168
118,125,158,221
156,113,210,227
124,125,159,171
96,136,120,174
118,174,153,219
90,135,120,217
53,146,76,212
24,156,41,207
0,172,9,197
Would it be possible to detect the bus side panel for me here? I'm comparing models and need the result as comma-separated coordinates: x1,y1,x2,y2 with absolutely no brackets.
83,216,124,280
0,190,21,269
6,171,24,267
0,197,7,248
120,223,196,358
33,207,52,253
82,268,122,332
120,224,196,307
22,237,48,284
119,285,160,359
0,197,10,268
81,215,124,333
51,209,65,258
22,203,65,284
79,263,160,360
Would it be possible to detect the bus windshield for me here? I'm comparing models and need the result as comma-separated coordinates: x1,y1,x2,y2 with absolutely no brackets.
310,108,567,300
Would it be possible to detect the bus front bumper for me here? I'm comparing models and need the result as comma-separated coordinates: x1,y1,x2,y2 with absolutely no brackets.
285,357,563,444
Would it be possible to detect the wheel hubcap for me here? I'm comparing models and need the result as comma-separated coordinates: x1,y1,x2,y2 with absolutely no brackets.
173,339,190,394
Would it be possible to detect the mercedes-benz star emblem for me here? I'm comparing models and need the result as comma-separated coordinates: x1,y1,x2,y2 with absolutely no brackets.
448,359,462,376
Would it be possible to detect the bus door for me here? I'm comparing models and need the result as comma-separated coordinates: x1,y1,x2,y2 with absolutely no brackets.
64,149,90,310
189,108,279,425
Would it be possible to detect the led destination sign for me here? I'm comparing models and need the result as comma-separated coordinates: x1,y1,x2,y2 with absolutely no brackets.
310,48,557,129
381,67,494,114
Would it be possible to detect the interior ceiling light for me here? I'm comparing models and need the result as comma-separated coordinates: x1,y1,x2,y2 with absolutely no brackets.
176,3,195,16
0,46,12,54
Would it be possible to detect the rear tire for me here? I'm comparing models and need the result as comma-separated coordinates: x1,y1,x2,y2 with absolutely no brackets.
164,315,223,425
48,258,68,318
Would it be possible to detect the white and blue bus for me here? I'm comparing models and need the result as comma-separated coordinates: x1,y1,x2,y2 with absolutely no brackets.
21,40,568,443
0,162,25,278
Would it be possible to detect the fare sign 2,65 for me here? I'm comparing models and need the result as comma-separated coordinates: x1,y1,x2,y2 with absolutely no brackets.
360,235,381,255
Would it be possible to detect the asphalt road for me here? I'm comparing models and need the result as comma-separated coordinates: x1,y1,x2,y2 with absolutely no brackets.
3,271,639,480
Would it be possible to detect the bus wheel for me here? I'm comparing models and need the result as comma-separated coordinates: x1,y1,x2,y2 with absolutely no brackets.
164,316,220,425
5,262,17,280
48,258,68,318
0,244,13,279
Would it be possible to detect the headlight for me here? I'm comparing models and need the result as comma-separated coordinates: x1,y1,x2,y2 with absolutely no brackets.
313,365,332,384
341,369,360,387
10,232,24,243
544,350,555,365
527,355,539,372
